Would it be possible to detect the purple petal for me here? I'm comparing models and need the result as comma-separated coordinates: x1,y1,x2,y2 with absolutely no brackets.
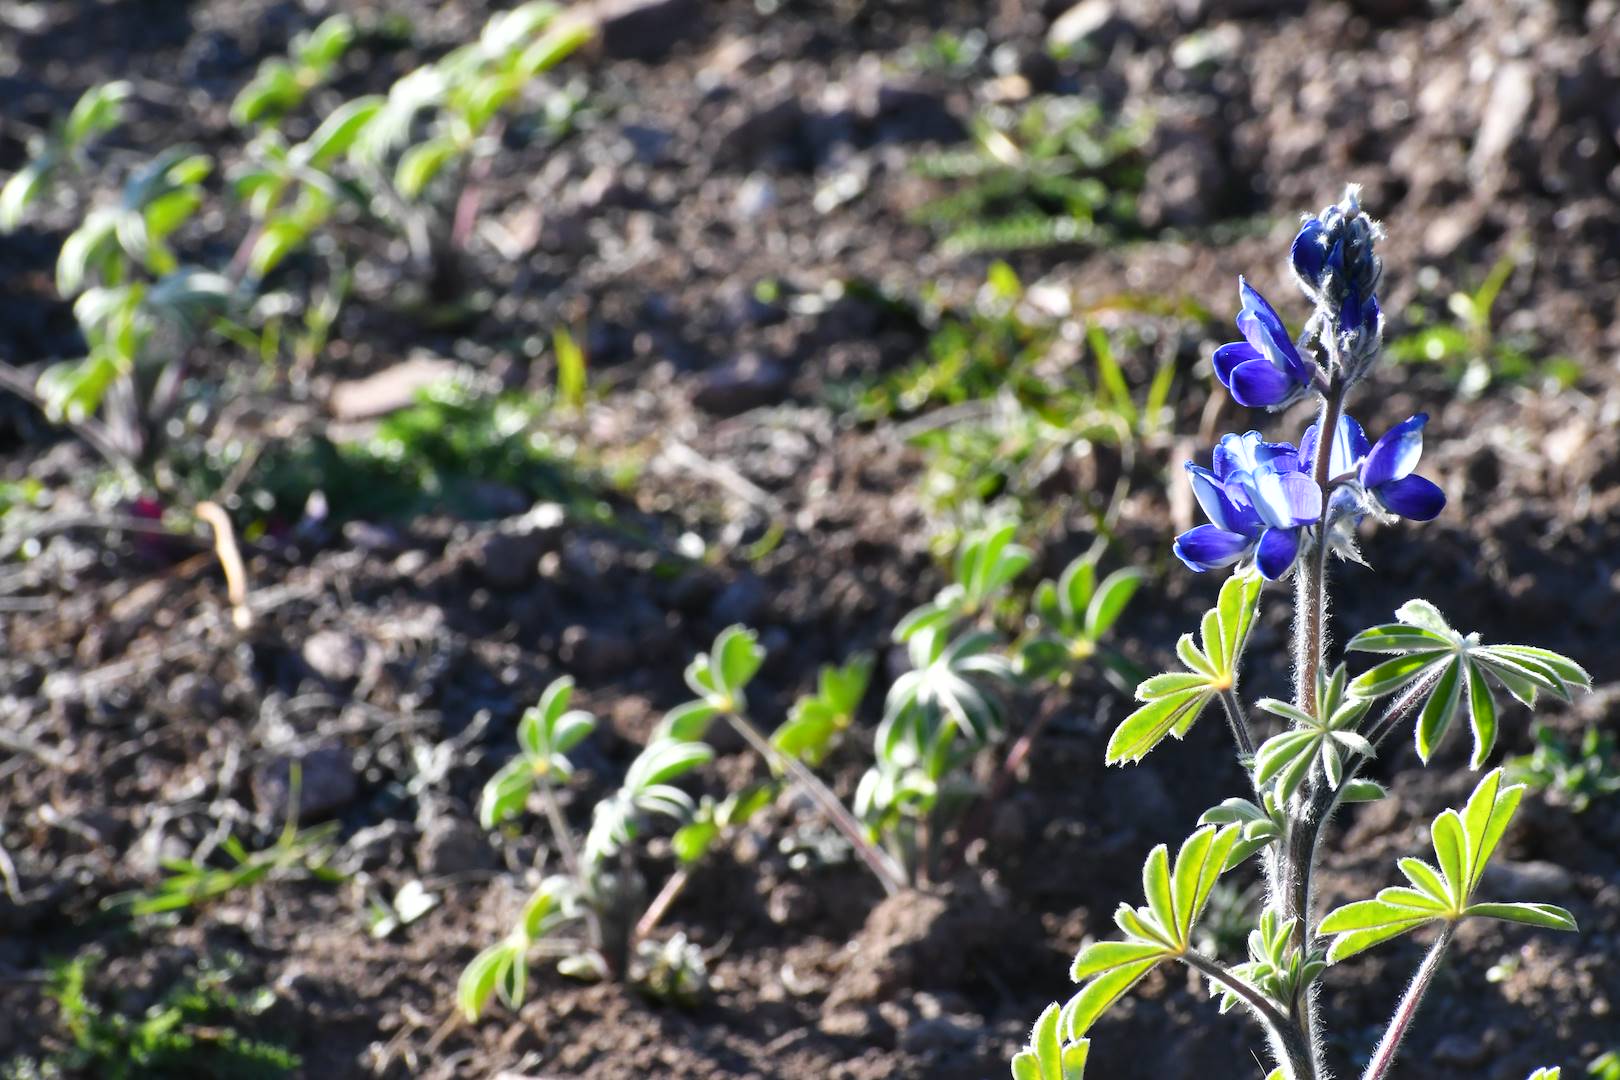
1214,341,1261,385
1213,430,1298,480
1236,277,1309,383
1375,474,1446,521
1291,218,1327,284
1255,527,1302,580
1278,471,1324,524
1217,479,1264,535
1227,357,1297,408
1341,281,1364,333
1173,525,1254,573
1242,466,1296,529
1186,464,1235,532
1361,413,1428,488
1300,414,1371,477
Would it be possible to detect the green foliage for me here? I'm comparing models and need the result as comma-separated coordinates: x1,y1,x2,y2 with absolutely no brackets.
1507,723,1620,813
629,932,706,1007
895,522,1031,640
457,875,582,1021
1106,571,1261,765
105,817,342,917
1387,250,1579,396
672,784,776,866
3,4,588,484
854,268,1181,533
658,625,767,740
1348,599,1590,767
1253,664,1373,801
771,654,874,766
6,951,298,1079
1018,551,1142,683
583,738,715,869
0,81,131,232
480,677,597,828
1010,1002,1090,1080
912,97,1148,256
1318,769,1576,963
1590,1051,1620,1080
1061,824,1241,1036
1213,911,1325,1016
232,15,356,126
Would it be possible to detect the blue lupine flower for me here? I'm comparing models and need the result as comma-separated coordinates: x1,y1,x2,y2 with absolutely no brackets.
1212,278,1313,408
1359,413,1445,521
1299,412,1446,522
1175,432,1323,580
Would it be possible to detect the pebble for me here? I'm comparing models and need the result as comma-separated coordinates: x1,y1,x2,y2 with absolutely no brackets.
253,746,359,825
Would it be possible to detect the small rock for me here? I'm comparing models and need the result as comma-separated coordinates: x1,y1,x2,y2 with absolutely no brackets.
1431,1032,1489,1068
767,881,820,927
329,357,462,421
165,672,224,719
819,1008,874,1038
416,816,495,876
1048,0,1138,55
899,1014,977,1055
692,353,790,416
1480,859,1576,900
734,173,779,220
469,528,549,590
343,521,405,554
717,97,806,165
301,630,369,685
591,0,700,60
711,573,768,626
560,624,636,679
254,746,358,824
1470,61,1536,189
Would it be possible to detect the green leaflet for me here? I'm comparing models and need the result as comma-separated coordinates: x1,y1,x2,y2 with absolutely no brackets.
1060,825,1241,1034
1010,1002,1090,1080
1252,664,1373,801
1348,600,1589,767
1106,572,1261,765
1318,769,1576,962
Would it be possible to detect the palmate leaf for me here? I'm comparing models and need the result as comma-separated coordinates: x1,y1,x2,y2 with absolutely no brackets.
772,653,873,766
1199,791,1285,870
1348,600,1590,767
1060,825,1241,1037
1318,769,1576,963
1105,572,1262,765
886,627,1015,746
1023,553,1142,678
1252,665,1373,801
1010,1002,1090,1080
658,625,767,739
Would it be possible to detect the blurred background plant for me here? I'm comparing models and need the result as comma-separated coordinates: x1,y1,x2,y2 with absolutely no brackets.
910,96,1148,256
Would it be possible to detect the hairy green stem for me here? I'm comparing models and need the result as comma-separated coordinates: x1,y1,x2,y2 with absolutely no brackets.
536,776,603,953
1296,384,1343,714
1361,924,1455,1080
1272,382,1346,1072
1182,951,1316,1079
1219,687,1256,763
724,713,905,895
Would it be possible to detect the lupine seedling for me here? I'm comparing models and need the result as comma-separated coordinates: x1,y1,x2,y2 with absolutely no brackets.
0,3,588,488
1507,722,1620,813
463,676,716,1018
1015,187,1589,1080
860,529,1138,883
911,96,1147,255
0,81,131,231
